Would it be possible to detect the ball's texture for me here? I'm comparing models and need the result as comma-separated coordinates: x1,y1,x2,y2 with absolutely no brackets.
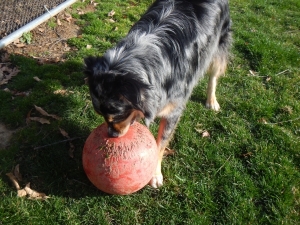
82,122,158,195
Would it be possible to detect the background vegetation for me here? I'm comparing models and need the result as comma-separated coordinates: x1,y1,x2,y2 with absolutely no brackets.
0,0,299,224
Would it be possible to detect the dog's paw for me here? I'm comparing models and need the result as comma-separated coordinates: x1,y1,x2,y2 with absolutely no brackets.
206,99,220,111
148,174,163,188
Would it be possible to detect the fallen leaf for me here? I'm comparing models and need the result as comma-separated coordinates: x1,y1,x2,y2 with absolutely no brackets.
163,147,175,156
59,128,70,138
259,118,268,124
6,172,21,190
34,105,61,120
64,13,72,23
29,117,51,124
1,52,10,62
281,106,293,115
3,88,11,93
26,109,33,125
24,183,50,200
0,67,20,85
77,8,84,15
106,18,115,23
249,70,258,76
54,89,67,95
13,164,22,181
14,43,26,48
69,142,75,158
266,76,271,82
38,28,45,33
57,18,62,26
202,130,210,138
241,152,253,158
108,10,115,17
33,76,42,82
17,189,27,197
14,91,30,97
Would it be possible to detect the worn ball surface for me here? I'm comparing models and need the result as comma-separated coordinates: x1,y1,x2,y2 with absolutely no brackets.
82,122,158,195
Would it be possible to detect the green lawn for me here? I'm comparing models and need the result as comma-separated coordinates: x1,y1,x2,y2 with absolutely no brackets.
1,0,300,224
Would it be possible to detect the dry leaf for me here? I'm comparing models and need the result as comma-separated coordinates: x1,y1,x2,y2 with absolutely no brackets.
33,76,42,82
54,89,67,95
6,172,21,190
107,18,115,23
59,128,70,138
34,105,61,120
69,142,75,158
266,76,271,82
24,183,50,200
202,130,210,138
38,28,45,33
249,70,258,76
17,189,27,197
14,91,30,97
1,52,10,62
108,10,115,17
163,147,175,156
29,117,51,124
0,67,20,85
77,8,85,15
14,43,26,48
3,88,11,93
26,108,33,125
241,152,253,158
259,118,268,124
13,164,22,181
57,18,62,26
64,13,72,23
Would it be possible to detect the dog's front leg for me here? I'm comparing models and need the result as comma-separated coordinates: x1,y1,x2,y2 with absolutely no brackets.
149,112,181,188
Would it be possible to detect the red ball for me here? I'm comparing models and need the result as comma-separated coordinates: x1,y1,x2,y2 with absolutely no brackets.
82,122,158,195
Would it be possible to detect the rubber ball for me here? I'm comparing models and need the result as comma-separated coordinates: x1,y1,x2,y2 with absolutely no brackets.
82,122,158,195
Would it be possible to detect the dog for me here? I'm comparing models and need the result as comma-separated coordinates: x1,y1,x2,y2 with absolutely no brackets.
84,0,232,188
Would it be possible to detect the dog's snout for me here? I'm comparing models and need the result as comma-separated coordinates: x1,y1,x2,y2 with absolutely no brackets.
108,126,120,138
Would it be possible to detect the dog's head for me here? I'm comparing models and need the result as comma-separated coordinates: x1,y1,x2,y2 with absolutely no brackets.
84,56,149,137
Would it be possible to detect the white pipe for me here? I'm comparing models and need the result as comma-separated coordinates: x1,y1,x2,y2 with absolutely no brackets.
0,0,77,49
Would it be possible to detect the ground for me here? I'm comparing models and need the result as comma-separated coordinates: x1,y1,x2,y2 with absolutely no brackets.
0,7,90,149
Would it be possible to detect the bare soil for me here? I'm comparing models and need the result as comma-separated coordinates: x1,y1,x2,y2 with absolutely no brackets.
4,12,81,62
1,5,96,149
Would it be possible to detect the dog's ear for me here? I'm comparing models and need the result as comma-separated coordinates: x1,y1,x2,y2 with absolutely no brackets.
84,56,109,78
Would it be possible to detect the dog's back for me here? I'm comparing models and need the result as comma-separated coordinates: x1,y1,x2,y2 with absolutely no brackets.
104,0,231,118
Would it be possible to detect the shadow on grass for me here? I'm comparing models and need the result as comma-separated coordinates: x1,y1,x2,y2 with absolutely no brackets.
0,51,109,198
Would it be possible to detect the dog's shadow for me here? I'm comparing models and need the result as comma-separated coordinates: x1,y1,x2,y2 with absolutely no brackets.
0,52,109,198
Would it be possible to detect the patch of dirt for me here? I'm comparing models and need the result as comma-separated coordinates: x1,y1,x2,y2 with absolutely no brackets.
4,12,81,63
0,123,16,150
0,4,97,149
3,3,97,62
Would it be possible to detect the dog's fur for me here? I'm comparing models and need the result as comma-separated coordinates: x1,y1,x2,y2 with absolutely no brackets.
84,0,232,188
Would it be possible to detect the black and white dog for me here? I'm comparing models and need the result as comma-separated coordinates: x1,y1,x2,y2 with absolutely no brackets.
84,0,232,188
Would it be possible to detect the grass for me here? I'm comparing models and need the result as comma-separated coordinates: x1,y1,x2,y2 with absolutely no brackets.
0,0,299,224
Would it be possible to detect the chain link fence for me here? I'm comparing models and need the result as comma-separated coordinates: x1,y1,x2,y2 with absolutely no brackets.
0,0,67,39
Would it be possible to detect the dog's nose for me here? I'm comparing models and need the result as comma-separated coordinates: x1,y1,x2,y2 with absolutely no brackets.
108,127,119,138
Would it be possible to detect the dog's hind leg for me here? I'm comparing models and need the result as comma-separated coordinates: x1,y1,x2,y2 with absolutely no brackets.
149,109,182,188
206,55,228,111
